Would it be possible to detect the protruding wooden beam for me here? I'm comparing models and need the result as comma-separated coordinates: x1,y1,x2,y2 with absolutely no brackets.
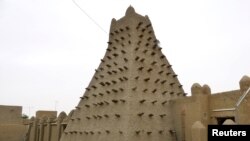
147,37,152,41
91,85,97,89
120,99,125,103
111,80,117,84
139,99,146,103
147,68,153,72
140,58,145,62
113,53,118,57
162,101,167,105
170,82,175,86
147,131,152,135
115,114,120,118
121,50,126,54
151,61,157,65
146,24,151,28
138,67,144,71
158,71,163,74
144,78,150,82
160,114,166,118
148,114,154,117
112,99,118,103
151,100,157,104
137,112,144,117
161,80,166,84
118,68,124,72
123,76,128,80
105,82,111,86
152,89,157,93
137,41,141,45
112,89,118,93
162,91,167,95
173,74,178,78
124,58,128,62
132,87,137,91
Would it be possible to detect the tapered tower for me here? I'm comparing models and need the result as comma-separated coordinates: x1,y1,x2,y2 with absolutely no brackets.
60,6,185,141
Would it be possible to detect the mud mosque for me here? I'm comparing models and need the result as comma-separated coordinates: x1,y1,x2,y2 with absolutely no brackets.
1,6,250,141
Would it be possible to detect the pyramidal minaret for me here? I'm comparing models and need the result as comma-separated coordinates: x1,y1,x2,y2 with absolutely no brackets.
61,6,185,141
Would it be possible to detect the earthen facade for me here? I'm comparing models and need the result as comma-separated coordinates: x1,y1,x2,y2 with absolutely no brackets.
1,6,249,141
60,6,250,141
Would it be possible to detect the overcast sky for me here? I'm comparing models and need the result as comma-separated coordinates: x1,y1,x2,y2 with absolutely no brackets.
0,0,249,117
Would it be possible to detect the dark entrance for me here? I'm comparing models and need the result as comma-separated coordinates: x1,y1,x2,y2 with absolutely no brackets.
216,117,235,125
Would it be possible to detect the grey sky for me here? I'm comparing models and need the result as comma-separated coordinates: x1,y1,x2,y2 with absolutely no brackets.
0,0,249,116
